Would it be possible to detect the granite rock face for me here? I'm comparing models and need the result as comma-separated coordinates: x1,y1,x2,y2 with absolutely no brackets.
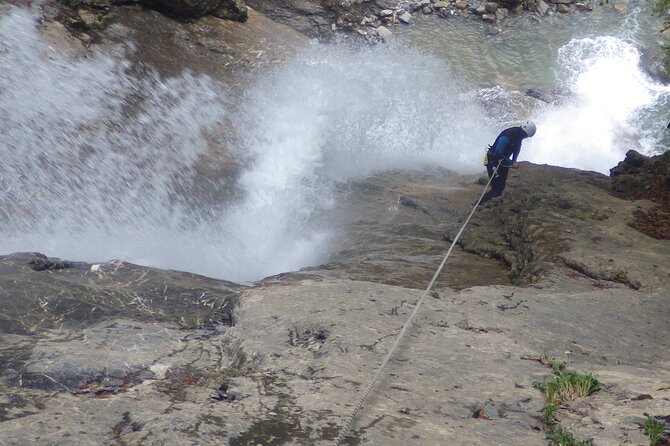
1,274,668,445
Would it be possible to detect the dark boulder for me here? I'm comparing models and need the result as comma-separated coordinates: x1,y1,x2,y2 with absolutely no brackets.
639,47,670,85
525,87,570,105
142,0,248,21
610,150,670,239
212,0,248,21
610,149,670,202
55,0,249,23
609,149,649,177
244,0,331,37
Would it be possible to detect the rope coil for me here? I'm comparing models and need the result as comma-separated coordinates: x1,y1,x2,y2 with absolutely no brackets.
334,161,502,445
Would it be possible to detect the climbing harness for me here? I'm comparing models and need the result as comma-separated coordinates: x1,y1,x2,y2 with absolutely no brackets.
334,161,503,445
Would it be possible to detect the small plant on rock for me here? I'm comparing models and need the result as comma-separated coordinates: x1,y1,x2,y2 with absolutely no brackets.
535,371,600,406
534,353,600,446
540,403,557,427
545,426,594,446
644,416,667,446
540,351,566,374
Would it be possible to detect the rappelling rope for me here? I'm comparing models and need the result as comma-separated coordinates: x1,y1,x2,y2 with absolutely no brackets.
334,160,503,446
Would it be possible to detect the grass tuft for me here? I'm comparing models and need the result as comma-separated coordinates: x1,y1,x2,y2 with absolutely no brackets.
546,426,594,446
539,351,566,374
535,372,600,406
540,403,557,426
644,416,666,446
534,352,599,446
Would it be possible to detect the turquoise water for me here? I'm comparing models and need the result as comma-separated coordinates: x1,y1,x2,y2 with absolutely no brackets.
393,3,667,90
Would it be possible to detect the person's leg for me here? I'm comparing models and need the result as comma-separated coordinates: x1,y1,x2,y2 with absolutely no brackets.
481,164,510,204
480,190,494,204
480,163,497,203
489,166,509,198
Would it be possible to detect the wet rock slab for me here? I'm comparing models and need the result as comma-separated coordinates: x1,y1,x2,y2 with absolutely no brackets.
446,162,670,291
1,272,668,445
319,170,513,290
0,252,242,425
0,163,668,445
0,252,241,336
14,319,188,393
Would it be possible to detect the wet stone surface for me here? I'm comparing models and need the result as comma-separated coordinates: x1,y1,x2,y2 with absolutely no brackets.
11,319,186,392
0,252,242,336
0,164,668,446
0,252,243,424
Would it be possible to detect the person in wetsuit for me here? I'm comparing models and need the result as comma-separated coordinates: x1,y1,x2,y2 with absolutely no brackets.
480,120,536,204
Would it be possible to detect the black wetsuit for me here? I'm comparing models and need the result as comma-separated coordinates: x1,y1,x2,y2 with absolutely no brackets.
481,126,529,204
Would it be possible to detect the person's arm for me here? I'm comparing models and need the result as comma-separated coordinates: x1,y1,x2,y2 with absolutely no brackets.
494,136,514,167
510,143,522,169
511,144,521,162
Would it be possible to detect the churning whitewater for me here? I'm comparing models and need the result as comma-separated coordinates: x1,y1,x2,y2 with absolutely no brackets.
527,35,670,172
0,7,489,282
1,6,669,282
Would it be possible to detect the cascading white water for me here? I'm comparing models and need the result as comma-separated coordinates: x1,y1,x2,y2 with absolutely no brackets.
192,40,492,281
0,8,491,282
3,5,670,282
0,8,232,274
393,3,670,173
525,36,670,173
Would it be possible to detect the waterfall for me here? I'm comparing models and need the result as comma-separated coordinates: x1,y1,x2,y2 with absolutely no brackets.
0,8,490,282
391,3,670,174
4,3,668,282
525,36,670,173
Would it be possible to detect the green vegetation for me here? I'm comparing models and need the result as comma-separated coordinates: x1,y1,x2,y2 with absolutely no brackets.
535,371,600,406
545,426,593,446
644,416,666,446
534,353,600,446
539,352,568,376
94,15,107,29
540,403,557,426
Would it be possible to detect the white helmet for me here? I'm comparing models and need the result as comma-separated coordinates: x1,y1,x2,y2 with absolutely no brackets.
521,120,536,138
